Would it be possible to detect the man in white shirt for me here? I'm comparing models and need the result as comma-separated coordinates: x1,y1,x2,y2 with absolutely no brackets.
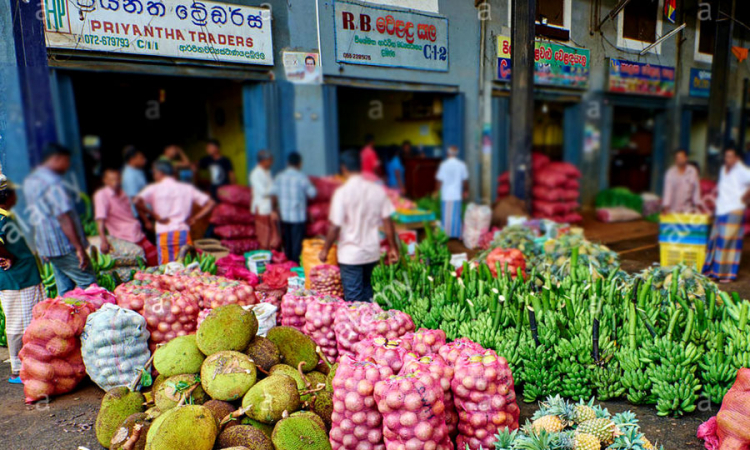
319,150,399,302
436,145,469,239
703,147,750,282
250,150,280,249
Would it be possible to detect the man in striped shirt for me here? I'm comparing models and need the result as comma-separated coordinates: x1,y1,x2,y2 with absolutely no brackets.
271,152,317,263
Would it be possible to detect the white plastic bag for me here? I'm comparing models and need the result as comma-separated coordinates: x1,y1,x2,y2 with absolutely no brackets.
80,304,151,391
245,303,277,337
462,203,492,250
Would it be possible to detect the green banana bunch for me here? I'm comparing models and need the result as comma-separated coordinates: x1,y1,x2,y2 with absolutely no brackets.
699,349,736,404
592,362,626,401
42,263,57,298
558,357,593,401
94,252,115,272
0,304,7,346
198,254,217,275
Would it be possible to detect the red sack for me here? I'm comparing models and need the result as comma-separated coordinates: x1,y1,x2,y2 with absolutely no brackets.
714,369,750,450
307,203,330,223
498,171,510,184
561,201,580,213
217,185,252,207
564,212,583,223
219,266,260,286
210,203,254,225
559,189,580,201
532,152,550,171
214,224,256,239
262,265,294,290
310,177,341,203
533,201,566,216
306,219,329,237
271,250,288,264
532,186,561,202
62,285,116,310
221,238,260,255
533,169,567,188
564,179,580,190
546,161,582,179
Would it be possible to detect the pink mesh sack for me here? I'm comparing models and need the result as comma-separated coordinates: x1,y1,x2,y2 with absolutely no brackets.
280,289,316,331
334,302,384,360
401,328,447,357
354,337,409,374
401,353,458,437
304,296,344,361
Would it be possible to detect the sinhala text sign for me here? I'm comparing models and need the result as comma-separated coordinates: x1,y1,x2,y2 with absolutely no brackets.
334,0,448,72
496,36,590,89
42,0,273,65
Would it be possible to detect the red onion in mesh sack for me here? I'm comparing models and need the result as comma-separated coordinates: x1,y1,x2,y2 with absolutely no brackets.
196,308,211,328
331,357,393,450
304,296,344,361
354,337,409,374
438,338,484,367
115,285,163,315
202,281,257,309
374,371,453,450
334,302,384,360
401,353,458,437
362,310,415,340
451,350,520,450
310,264,344,298
401,328,447,357
143,291,199,351
256,283,286,325
280,289,316,331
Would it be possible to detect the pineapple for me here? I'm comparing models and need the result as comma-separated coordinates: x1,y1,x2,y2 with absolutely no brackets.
574,432,600,450
531,395,575,433
573,398,597,424
641,436,655,450
531,415,565,434
576,418,616,446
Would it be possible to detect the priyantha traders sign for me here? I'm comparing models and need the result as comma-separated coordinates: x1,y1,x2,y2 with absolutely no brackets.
334,0,448,72
42,0,273,65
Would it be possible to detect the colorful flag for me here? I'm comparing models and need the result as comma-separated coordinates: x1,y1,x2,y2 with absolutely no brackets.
665,0,677,23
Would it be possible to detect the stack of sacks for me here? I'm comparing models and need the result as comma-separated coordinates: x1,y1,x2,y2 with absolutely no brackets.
211,185,259,254
496,172,510,199
531,156,582,223
306,176,341,237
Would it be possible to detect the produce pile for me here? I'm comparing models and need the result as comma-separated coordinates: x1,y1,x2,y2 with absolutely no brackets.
212,185,260,254
530,154,583,223
536,233,621,280
307,176,341,237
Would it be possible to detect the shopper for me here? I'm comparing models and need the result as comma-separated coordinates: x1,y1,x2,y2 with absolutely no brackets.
198,139,235,199
361,134,381,180
250,150,280,249
135,161,215,264
385,145,406,193
121,145,148,210
703,147,750,282
159,144,193,182
436,145,469,239
0,177,44,384
271,152,317,263
319,150,399,302
662,148,701,213
94,168,158,266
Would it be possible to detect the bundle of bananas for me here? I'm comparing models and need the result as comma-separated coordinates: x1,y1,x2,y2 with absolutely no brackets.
183,252,218,275
0,304,6,347
41,263,57,299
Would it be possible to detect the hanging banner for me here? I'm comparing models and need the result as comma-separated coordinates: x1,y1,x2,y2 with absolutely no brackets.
689,68,711,98
496,36,590,89
42,0,273,65
334,0,449,72
608,59,675,97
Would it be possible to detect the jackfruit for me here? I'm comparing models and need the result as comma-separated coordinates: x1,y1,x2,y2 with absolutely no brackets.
154,374,207,411
109,412,150,450
271,414,332,450
240,417,275,438
145,405,217,450
325,363,338,392
202,399,237,429
197,305,258,355
269,364,309,401
201,351,257,401
290,410,326,431
244,336,282,372
306,371,327,389
153,334,205,377
217,425,274,450
242,374,301,424
310,390,333,430
266,326,318,373
95,386,146,448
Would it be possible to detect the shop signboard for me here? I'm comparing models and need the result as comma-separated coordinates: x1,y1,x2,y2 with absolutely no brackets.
689,68,712,98
41,0,273,65
608,59,675,97
362,0,439,13
496,36,590,89
334,0,449,72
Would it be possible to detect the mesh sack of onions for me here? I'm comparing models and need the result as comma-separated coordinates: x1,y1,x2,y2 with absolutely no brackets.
451,350,520,450
196,308,211,328
115,285,163,315
202,281,256,309
310,264,344,298
143,291,200,351
333,302,384,360
361,310,415,340
401,353,458,437
280,289,316,331
354,336,409,374
437,338,484,367
401,328,446,357
374,371,453,450
331,357,393,450
304,296,344,362
255,283,286,325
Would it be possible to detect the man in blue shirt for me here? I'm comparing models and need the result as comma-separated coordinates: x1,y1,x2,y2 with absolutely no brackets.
271,152,317,263
22,144,96,295
121,146,148,218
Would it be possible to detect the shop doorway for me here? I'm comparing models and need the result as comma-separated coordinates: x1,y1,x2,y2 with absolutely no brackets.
609,106,657,193
533,101,565,161
67,71,248,191
687,110,709,177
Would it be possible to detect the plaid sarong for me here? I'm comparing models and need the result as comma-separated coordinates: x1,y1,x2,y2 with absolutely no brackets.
0,284,44,335
441,201,463,239
157,230,192,265
702,210,745,280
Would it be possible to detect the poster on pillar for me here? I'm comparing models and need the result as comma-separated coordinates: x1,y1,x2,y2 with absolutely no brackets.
333,0,449,71
41,0,273,65
496,36,590,89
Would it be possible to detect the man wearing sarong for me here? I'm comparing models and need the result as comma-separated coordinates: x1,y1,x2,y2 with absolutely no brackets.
703,147,750,282
436,145,469,239
135,161,215,264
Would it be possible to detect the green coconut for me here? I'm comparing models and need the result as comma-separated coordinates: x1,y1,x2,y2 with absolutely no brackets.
240,417,275,438
154,374,207,411
202,399,237,429
266,326,318,373
244,336,282,372
145,405,217,450
200,351,257,401
310,390,333,430
197,305,258,355
216,425,274,450
153,335,205,377
95,386,146,448
109,412,151,450
271,414,332,450
242,374,301,424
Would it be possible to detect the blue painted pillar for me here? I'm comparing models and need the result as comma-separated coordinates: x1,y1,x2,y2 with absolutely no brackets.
322,85,340,176
563,103,583,167
491,96,510,201
443,94,465,157
243,83,271,174
651,110,668,194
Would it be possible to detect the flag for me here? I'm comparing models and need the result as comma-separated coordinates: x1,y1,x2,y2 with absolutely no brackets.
665,0,676,23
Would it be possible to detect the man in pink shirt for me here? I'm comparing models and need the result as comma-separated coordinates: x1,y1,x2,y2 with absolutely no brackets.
360,134,381,181
135,161,216,264
94,168,158,266
662,149,702,213
319,150,399,302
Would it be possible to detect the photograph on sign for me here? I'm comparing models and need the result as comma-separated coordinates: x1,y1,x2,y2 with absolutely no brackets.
283,51,323,84
42,0,274,65
334,0,449,72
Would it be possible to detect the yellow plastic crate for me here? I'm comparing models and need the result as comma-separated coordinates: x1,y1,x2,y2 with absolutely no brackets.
660,242,706,269
659,213,711,225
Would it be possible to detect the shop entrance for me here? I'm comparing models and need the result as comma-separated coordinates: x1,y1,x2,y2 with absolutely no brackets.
533,101,566,161
66,71,248,191
609,106,657,193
